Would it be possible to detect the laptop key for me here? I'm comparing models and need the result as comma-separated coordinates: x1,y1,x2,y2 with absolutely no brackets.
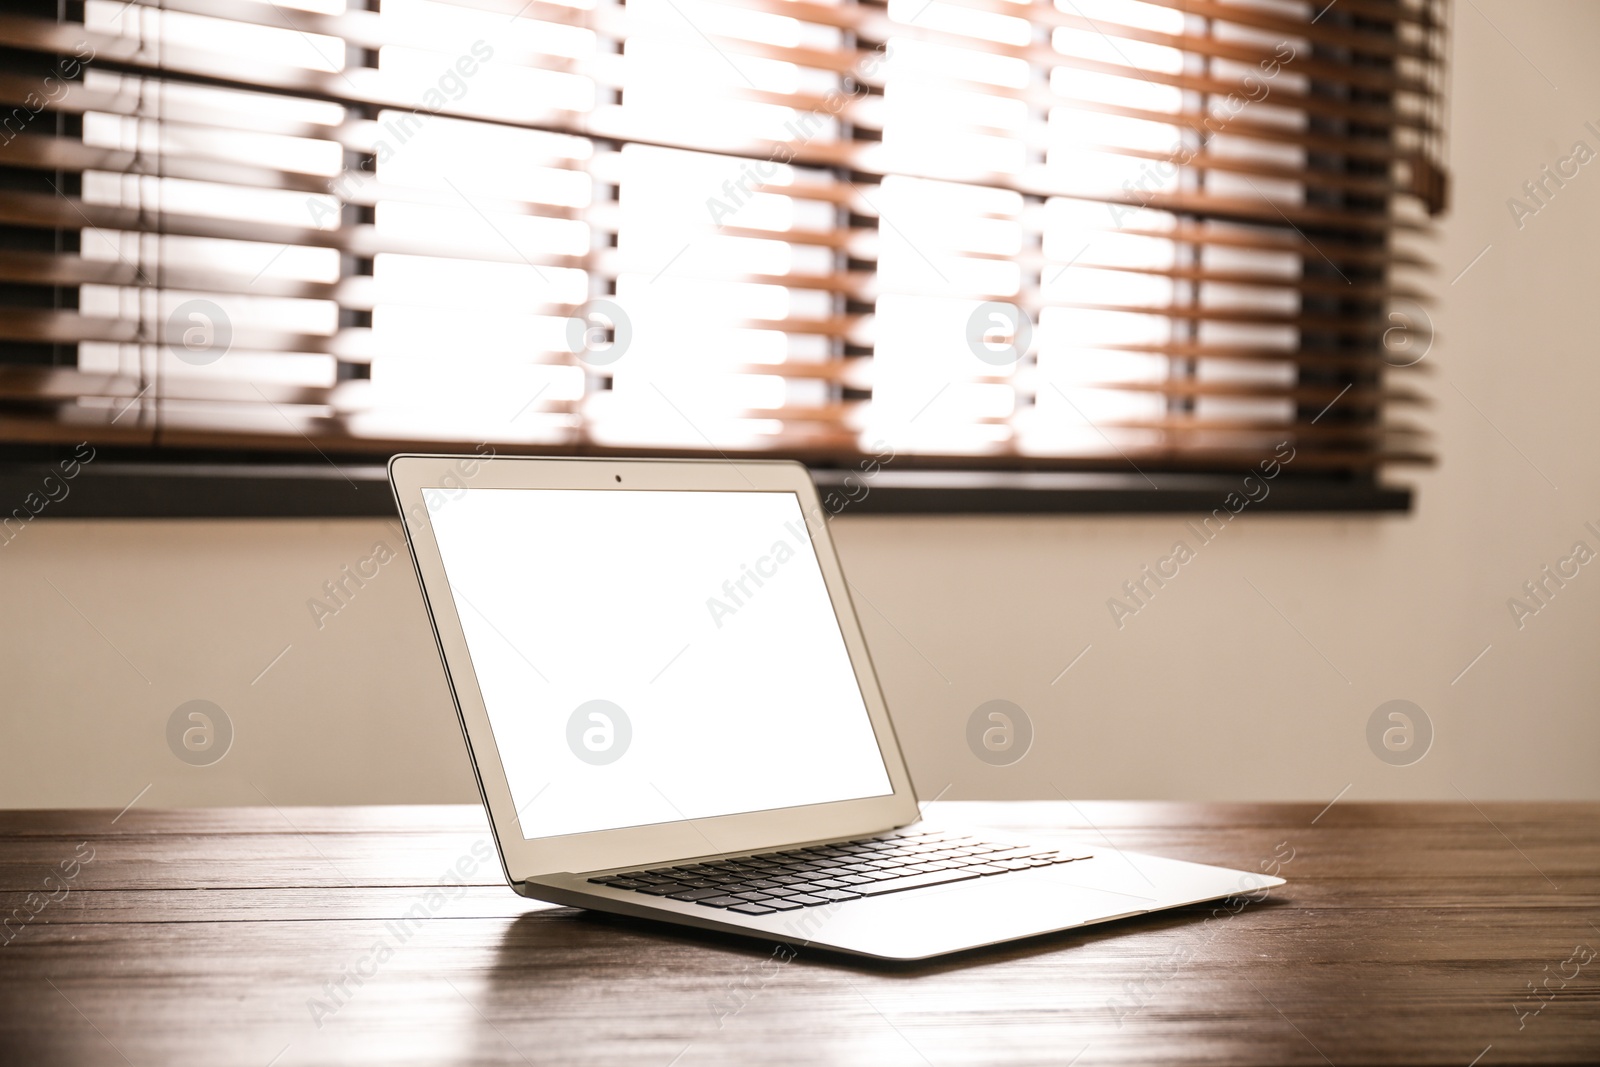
727,903,777,915
635,883,693,895
667,887,737,901
756,898,804,911
781,893,829,906
696,895,748,908
856,869,980,896
814,889,861,902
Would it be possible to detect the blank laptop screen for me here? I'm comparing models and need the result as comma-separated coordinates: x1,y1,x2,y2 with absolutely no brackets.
426,486,894,840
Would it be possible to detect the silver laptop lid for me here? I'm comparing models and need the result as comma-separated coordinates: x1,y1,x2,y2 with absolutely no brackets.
390,455,919,882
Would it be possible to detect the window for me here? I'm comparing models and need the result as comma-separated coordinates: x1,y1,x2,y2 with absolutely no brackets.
0,0,1447,493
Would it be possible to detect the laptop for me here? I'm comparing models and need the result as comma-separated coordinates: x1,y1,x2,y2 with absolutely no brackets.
389,454,1283,961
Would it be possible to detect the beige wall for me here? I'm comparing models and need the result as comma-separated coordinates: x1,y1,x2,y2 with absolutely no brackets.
2,0,1597,808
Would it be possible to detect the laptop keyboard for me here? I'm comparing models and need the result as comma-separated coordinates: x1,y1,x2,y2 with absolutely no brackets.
587,828,1092,916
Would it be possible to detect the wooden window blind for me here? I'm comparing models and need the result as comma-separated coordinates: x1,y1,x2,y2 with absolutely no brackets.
0,0,1447,475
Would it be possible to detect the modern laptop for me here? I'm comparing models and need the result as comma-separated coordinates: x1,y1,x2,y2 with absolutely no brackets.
389,454,1282,961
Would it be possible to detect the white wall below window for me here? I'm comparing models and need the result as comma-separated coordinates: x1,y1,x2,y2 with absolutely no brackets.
1,1,1597,808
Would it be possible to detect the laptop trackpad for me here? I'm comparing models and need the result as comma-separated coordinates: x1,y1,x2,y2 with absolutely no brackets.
806,872,1155,960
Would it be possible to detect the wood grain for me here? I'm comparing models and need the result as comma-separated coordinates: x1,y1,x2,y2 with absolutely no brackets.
1,802,1596,1066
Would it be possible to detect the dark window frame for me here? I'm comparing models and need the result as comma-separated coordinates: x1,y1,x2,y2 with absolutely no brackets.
0,445,1411,519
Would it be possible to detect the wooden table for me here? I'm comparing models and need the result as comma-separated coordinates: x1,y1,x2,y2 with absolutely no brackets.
1,802,1596,1066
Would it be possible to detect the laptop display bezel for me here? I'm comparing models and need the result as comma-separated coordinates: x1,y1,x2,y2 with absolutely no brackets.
389,453,920,882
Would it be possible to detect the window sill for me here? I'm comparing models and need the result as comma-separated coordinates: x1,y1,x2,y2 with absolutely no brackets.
0,462,1412,518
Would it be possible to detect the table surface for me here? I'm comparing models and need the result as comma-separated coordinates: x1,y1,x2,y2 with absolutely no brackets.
1,801,1596,1066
